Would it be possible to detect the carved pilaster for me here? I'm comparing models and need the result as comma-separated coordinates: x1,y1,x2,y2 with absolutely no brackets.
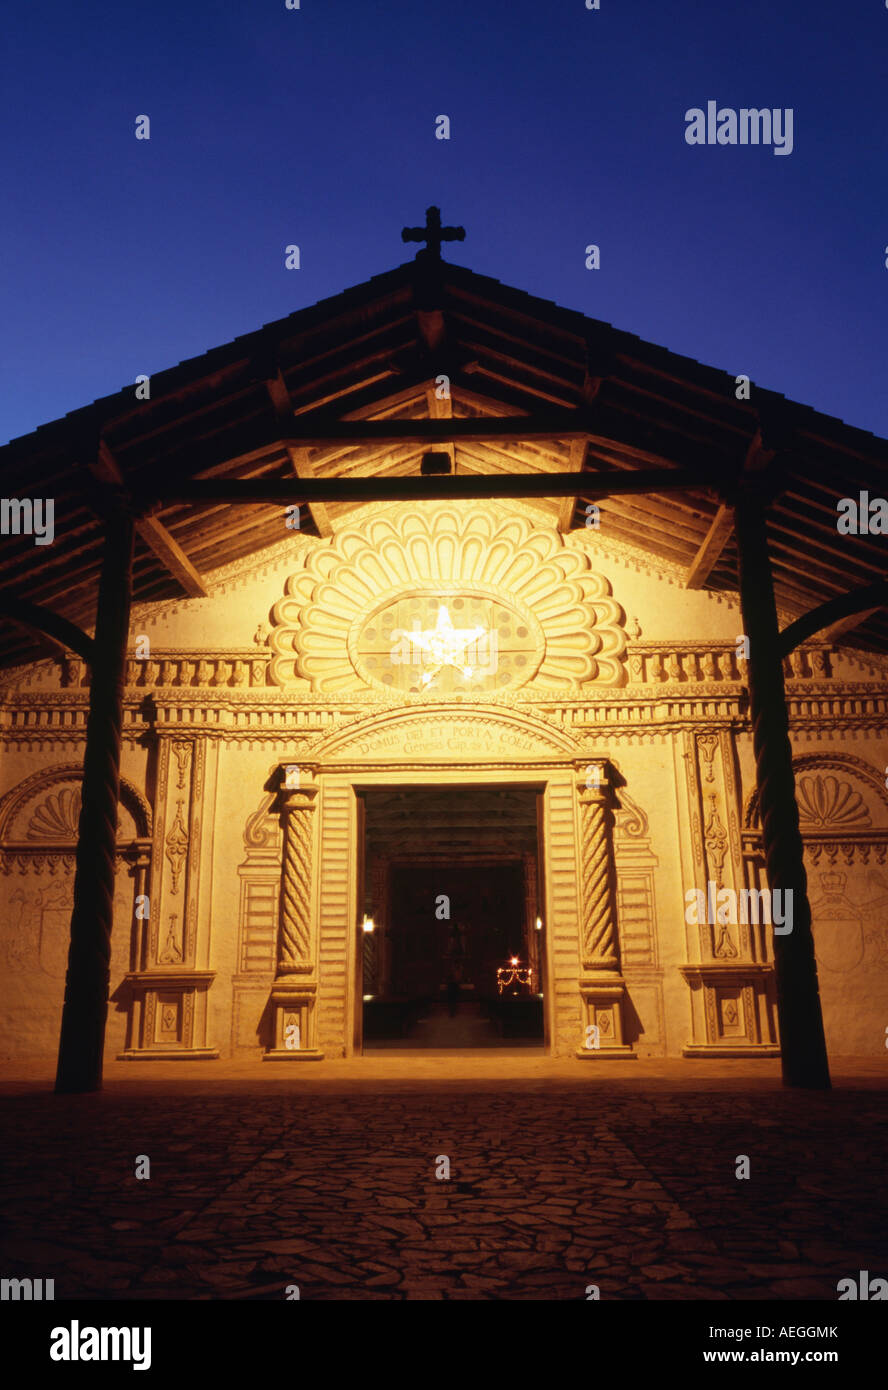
277,780,318,975
574,761,633,1058
576,763,619,971
266,764,323,1058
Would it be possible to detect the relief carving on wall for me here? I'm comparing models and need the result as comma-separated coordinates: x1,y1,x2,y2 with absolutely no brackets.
269,505,626,694
2,882,71,977
26,788,82,841
745,756,888,975
159,914,183,964
164,800,189,895
796,775,870,829
703,794,729,880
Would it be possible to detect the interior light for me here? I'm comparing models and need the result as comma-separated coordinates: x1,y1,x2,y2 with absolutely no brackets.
535,916,543,931
362,915,375,934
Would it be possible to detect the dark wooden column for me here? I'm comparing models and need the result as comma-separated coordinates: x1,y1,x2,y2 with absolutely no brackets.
55,500,134,1093
734,484,830,1089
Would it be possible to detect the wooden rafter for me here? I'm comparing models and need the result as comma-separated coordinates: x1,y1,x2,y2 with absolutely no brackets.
685,503,735,589
136,514,210,598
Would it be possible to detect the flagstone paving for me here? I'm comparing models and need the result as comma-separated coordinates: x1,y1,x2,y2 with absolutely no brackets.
0,1057,885,1300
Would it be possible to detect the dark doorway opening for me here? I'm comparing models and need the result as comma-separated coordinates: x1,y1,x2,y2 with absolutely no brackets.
357,783,545,1050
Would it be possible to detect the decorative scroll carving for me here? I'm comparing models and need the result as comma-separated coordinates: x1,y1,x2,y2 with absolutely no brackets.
159,914,183,964
697,734,718,784
613,788,649,838
172,742,191,790
703,795,729,880
164,800,189,894
714,922,739,958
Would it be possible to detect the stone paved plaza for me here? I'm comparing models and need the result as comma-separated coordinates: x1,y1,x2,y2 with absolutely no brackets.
1,1056,885,1301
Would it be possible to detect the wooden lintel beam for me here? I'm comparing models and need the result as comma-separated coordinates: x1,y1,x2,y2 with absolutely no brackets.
0,598,95,664
685,503,735,589
136,515,209,597
143,466,713,507
281,417,592,446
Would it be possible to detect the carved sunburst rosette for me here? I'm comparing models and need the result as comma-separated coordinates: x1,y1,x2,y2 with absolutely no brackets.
269,505,626,693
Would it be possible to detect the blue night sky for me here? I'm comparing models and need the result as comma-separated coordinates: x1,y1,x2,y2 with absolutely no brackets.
2,0,886,445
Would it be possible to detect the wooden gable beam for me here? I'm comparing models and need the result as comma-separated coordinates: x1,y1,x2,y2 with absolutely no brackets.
685,503,735,589
265,372,333,536
556,439,587,532
685,413,791,590
778,579,888,656
90,440,209,598
0,597,95,663
819,607,883,644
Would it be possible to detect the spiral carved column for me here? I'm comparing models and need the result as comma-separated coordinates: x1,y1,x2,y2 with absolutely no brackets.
277,785,317,973
55,501,134,1094
267,768,324,1059
578,779,619,970
575,762,633,1058
735,483,830,1089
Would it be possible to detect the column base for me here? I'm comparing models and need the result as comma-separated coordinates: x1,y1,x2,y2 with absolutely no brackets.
266,977,321,1057
682,1044,781,1059
263,1049,325,1062
680,964,778,1053
122,970,216,1057
118,1048,219,1061
575,1045,636,1060
577,972,634,1056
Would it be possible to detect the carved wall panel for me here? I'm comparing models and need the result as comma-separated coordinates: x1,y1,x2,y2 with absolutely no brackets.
743,752,888,1054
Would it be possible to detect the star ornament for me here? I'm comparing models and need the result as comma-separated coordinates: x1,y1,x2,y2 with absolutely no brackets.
405,605,487,684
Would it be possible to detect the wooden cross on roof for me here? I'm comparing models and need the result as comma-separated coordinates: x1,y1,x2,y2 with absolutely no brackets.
402,205,466,261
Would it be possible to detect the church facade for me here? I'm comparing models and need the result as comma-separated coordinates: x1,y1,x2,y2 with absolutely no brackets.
1,243,886,1071
3,498,887,1064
